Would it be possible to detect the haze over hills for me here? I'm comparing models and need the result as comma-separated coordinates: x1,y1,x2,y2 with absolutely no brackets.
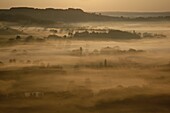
0,7,170,25
99,12,170,18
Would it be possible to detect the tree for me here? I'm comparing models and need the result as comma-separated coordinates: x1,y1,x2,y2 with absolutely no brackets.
16,35,21,40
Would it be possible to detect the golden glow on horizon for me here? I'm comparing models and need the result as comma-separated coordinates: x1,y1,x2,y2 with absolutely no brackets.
0,0,170,12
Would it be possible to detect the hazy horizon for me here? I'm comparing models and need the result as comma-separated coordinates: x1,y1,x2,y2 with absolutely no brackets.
0,0,170,12
0,7,170,14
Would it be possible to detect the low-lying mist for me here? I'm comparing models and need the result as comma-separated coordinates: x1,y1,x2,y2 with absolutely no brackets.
0,21,170,113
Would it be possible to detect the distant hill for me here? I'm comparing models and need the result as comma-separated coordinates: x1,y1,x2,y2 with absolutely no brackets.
99,12,170,18
0,7,116,25
0,7,170,25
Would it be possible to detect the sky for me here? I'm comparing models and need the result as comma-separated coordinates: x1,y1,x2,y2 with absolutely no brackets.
0,0,170,12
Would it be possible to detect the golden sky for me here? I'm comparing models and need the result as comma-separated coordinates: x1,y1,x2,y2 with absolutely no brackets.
0,0,170,12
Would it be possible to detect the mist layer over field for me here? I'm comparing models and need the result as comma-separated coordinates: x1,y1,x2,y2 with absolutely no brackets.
0,21,170,113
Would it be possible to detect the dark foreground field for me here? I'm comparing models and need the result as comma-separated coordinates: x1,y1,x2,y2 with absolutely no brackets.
0,63,170,113
0,94,170,113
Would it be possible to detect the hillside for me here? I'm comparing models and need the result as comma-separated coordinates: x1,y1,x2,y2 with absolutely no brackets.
0,7,170,25
0,7,117,25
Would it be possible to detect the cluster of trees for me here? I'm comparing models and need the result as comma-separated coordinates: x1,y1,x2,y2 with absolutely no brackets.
142,32,166,38
8,35,45,43
74,30,141,40
0,27,24,35
100,46,144,55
